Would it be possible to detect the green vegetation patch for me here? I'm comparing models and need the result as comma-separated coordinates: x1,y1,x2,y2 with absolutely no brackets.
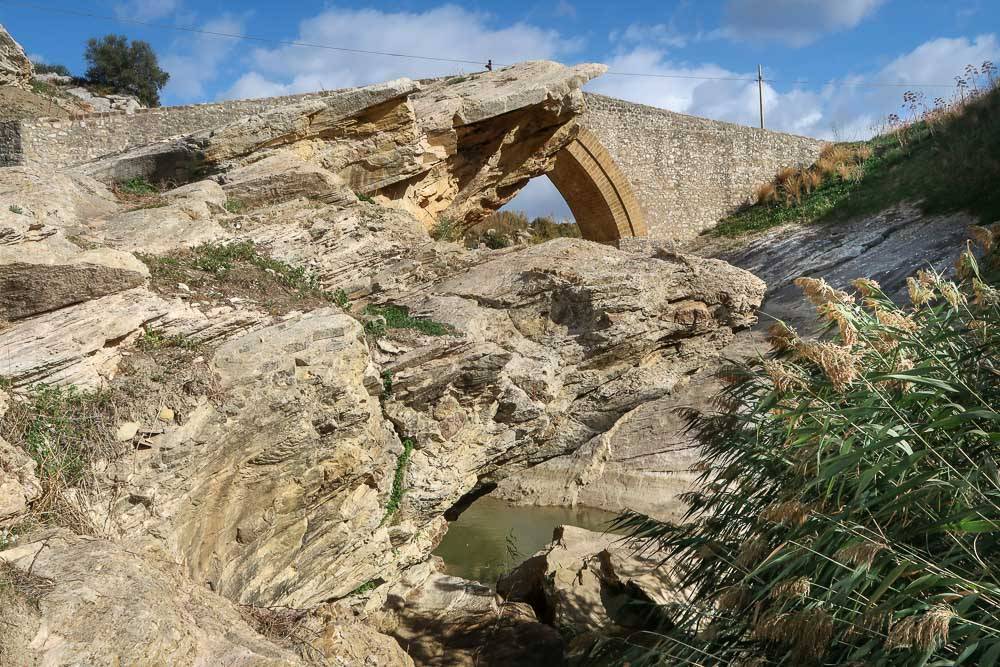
464,210,582,249
119,177,158,196
382,437,415,523
1,384,119,489
363,304,452,338
140,241,341,316
223,198,247,214
136,327,197,352
713,81,1000,238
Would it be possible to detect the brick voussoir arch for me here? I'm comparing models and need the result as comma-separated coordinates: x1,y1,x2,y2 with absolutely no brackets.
546,125,647,244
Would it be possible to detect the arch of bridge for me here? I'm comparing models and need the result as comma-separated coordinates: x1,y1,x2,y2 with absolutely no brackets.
546,126,647,243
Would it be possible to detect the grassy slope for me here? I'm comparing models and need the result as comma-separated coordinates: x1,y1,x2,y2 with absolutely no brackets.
712,84,1000,238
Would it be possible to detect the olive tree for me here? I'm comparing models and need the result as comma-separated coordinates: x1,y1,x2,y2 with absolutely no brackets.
84,35,169,107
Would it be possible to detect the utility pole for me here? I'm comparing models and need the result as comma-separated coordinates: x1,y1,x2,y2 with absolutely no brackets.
757,64,765,129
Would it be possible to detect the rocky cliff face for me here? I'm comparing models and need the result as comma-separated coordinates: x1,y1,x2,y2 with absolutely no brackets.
0,24,32,89
0,61,764,664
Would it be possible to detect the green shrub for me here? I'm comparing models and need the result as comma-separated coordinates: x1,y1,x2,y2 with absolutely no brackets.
333,288,350,310
223,198,247,214
355,192,375,204
430,217,460,242
188,241,320,291
136,327,196,352
8,205,23,215
383,438,415,523
33,62,72,77
363,304,451,338
119,177,157,196
381,370,393,398
463,210,581,248
604,235,1000,665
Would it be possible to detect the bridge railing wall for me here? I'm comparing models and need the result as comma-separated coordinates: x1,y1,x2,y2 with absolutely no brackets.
582,93,825,240
0,90,337,169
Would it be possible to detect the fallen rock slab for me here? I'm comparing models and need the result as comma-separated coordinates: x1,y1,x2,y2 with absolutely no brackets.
381,560,565,666
497,525,686,637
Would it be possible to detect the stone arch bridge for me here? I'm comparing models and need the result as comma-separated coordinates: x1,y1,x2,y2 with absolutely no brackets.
0,84,822,244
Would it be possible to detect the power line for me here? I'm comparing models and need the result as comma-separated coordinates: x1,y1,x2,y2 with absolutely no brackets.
3,0,969,90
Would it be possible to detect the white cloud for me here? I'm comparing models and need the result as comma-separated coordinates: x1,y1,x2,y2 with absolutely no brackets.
554,1,577,19
609,23,691,49
588,33,1000,140
223,5,580,100
723,0,884,46
115,0,181,21
161,14,247,102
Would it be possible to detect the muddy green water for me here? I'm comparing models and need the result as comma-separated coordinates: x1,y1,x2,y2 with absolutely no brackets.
432,496,621,585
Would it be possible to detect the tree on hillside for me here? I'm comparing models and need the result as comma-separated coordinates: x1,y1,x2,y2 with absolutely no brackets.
84,35,169,107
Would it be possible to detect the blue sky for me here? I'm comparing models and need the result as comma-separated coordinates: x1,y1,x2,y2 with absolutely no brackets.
5,0,998,219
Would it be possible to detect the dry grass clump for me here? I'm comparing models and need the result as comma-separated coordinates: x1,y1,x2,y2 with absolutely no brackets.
0,560,54,610
0,385,126,533
240,605,324,660
0,338,219,533
755,143,870,207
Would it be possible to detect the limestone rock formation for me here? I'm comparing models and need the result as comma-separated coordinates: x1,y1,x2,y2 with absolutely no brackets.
0,432,40,528
0,24,32,88
0,529,301,666
378,239,764,527
0,61,774,664
379,559,564,666
72,61,606,234
63,86,144,114
494,333,765,521
218,150,357,209
0,166,119,229
0,529,414,666
85,180,229,253
497,525,686,639
402,61,606,228
702,203,973,330
0,240,148,321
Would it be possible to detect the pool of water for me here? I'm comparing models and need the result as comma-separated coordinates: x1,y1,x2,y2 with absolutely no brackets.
432,495,621,585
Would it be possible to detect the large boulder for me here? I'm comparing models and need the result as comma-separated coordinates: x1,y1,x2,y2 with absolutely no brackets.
198,78,421,166
218,150,357,209
0,167,119,230
380,560,565,666
0,529,414,665
0,25,32,88
0,286,267,388
0,236,148,321
497,525,686,638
